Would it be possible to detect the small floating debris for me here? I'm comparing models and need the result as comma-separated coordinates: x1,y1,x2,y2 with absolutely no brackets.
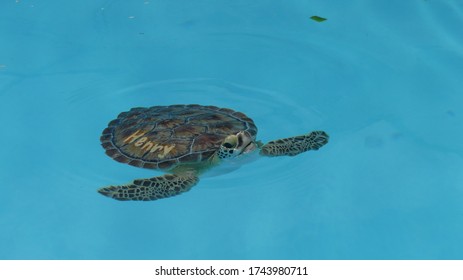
310,16,327,22
128,16,135,19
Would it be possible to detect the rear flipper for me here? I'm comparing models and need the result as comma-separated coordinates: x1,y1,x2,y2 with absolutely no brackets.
98,173,199,201
260,131,329,157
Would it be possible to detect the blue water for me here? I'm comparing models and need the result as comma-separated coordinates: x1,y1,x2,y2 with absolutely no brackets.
1,0,462,260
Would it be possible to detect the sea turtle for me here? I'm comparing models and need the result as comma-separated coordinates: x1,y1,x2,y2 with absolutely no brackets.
99,104,329,201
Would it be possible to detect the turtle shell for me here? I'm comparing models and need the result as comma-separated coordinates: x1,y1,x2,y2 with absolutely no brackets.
101,104,258,170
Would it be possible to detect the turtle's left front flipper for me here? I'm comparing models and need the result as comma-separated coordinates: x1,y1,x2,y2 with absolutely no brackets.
97,173,199,201
260,131,329,157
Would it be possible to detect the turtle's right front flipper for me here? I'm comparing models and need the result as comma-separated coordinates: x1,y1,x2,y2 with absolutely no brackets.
98,174,199,201
260,131,329,157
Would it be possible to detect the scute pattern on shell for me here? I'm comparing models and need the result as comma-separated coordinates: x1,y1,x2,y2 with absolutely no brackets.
101,104,257,170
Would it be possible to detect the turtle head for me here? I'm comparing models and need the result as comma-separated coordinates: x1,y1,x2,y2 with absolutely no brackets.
217,131,256,159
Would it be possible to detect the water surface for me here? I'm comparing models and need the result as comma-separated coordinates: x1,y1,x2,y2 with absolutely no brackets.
1,0,462,259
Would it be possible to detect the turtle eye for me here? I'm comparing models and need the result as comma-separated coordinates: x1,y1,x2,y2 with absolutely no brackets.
222,135,238,149
223,142,233,149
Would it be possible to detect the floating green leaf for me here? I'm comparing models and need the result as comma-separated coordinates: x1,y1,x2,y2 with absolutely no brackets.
310,16,327,22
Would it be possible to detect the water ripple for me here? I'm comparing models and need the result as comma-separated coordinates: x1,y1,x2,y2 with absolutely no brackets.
71,78,330,200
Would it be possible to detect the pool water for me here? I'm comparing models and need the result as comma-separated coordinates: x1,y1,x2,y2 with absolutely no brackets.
1,0,462,259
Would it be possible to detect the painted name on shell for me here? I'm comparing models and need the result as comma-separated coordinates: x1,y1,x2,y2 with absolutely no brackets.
123,130,175,159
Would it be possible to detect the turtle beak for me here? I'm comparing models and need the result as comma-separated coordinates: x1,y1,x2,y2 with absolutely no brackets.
242,141,257,154
236,131,255,155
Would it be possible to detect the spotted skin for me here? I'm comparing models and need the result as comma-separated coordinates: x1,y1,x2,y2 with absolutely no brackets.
98,174,199,201
260,131,329,157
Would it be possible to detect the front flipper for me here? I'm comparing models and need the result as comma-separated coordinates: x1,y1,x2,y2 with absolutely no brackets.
98,174,199,201
260,131,329,157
